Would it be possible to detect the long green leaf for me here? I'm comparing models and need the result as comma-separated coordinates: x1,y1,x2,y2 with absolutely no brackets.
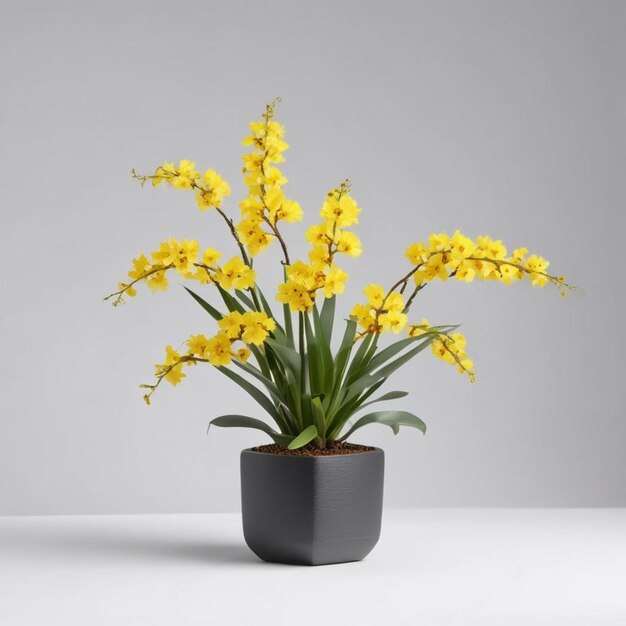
216,366,282,427
209,414,291,445
217,285,246,313
184,287,223,321
303,314,321,394
338,410,427,442
265,338,302,381
288,424,318,450
234,289,255,310
319,296,336,344
365,326,457,373
344,335,437,403
311,397,326,440
312,306,334,393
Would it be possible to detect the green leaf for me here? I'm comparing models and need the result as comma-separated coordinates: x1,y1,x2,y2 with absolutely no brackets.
319,296,336,343
365,326,456,374
217,285,246,313
209,414,291,446
312,306,334,393
288,424,318,450
216,366,283,427
344,335,437,403
311,397,326,439
359,390,409,409
304,314,322,394
184,287,223,321
234,289,255,310
265,338,302,382
338,410,427,442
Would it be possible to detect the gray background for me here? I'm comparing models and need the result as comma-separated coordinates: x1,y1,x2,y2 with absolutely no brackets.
1,0,624,515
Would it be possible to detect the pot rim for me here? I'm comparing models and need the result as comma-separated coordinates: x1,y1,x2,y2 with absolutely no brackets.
241,446,384,459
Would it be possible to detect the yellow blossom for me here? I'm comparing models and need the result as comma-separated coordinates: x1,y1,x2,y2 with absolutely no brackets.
202,247,222,267
320,193,361,227
206,332,233,367
157,345,186,385
335,231,362,257
146,270,168,292
218,312,244,339
196,170,231,210
323,266,349,297
235,347,251,363
241,312,276,345
186,334,212,359
363,284,386,308
213,257,256,291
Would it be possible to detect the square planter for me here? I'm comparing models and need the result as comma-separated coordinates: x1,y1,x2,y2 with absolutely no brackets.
240,447,384,565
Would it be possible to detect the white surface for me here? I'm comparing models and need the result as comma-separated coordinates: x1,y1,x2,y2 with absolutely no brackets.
0,509,624,625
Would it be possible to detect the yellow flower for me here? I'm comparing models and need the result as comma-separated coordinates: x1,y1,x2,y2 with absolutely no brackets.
379,310,408,334
408,318,430,337
335,231,362,257
206,332,233,367
195,170,231,210
171,160,200,189
525,255,550,286
235,347,251,363
218,311,244,339
308,244,332,266
428,232,451,252
320,193,361,227
237,216,271,256
172,239,199,276
384,291,405,313
157,345,186,385
213,257,256,291
423,253,449,281
450,231,476,260
363,284,386,308
455,262,476,283
202,247,222,267
128,253,152,280
351,303,378,332
276,280,314,312
305,223,333,247
151,162,177,186
241,312,276,345
152,237,198,275
323,266,349,297
146,270,168,292
432,332,475,382
186,334,212,359
239,195,264,216
405,242,429,265
476,235,507,260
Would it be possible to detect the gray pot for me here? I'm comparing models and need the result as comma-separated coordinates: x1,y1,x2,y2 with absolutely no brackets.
240,447,384,566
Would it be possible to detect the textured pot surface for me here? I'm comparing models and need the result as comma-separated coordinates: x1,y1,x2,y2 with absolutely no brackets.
240,447,384,566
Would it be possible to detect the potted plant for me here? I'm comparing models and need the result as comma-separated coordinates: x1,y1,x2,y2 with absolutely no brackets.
106,99,571,565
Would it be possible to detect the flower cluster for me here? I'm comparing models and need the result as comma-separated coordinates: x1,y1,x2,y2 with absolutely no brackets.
236,98,303,258
106,238,255,306
276,180,362,312
408,319,475,382
351,284,408,335
141,312,276,404
107,99,572,415
132,159,231,211
405,231,568,293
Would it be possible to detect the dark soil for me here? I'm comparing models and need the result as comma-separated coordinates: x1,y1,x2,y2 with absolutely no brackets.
252,442,376,456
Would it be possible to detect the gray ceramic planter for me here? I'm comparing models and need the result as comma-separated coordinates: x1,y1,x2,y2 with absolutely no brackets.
240,447,384,566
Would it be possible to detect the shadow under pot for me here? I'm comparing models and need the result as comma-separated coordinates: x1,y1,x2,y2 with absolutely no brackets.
240,447,384,566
